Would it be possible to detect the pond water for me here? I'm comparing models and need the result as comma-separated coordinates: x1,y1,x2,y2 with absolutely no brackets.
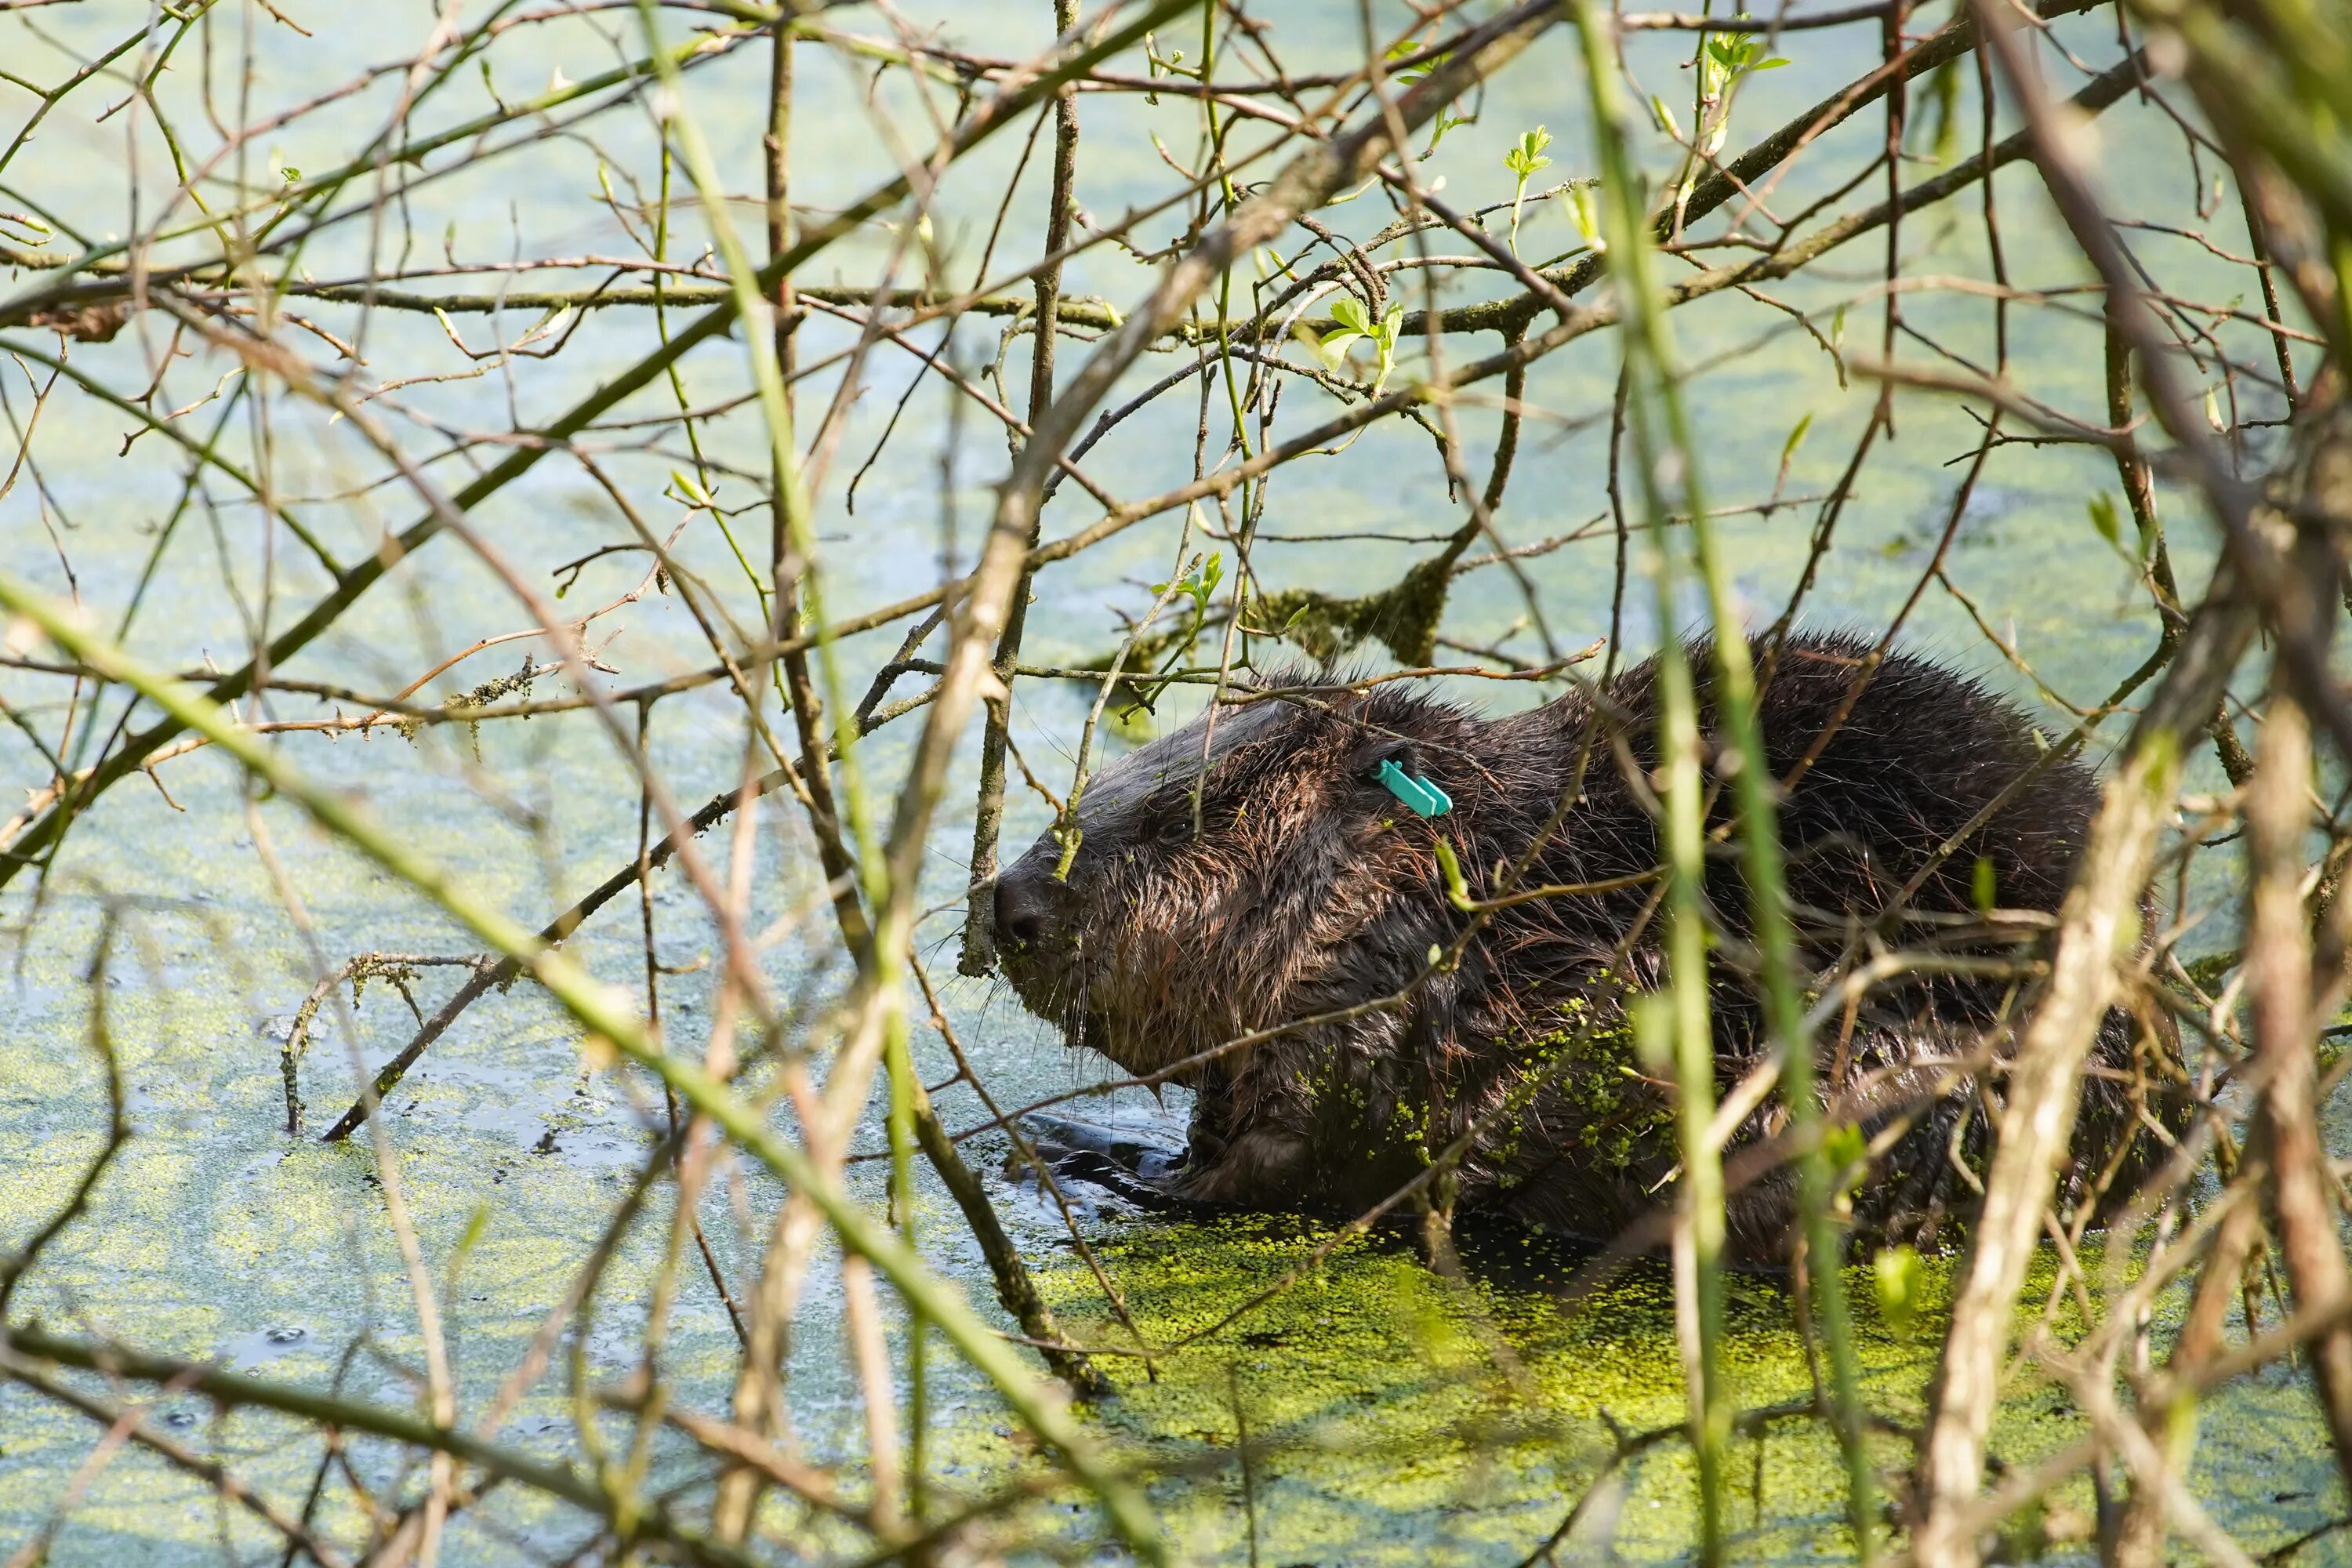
0,2,2339,1563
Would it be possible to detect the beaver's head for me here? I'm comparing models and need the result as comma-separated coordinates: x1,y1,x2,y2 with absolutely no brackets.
990,681,1482,1078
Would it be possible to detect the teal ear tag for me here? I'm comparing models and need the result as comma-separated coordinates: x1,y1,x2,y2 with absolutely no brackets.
1375,757,1454,818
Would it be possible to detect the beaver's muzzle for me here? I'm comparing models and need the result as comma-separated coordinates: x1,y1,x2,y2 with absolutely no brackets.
989,858,1091,1025
992,869,1048,948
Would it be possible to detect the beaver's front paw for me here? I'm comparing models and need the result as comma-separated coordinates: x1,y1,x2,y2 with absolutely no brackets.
1170,1128,1313,1206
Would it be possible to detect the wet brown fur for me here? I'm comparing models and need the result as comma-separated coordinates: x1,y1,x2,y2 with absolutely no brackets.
993,632,2187,1261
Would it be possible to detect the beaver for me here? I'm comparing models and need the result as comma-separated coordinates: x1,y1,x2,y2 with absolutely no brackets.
991,632,2185,1261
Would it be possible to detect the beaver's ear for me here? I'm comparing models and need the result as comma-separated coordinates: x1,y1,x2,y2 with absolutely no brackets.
1339,731,1412,786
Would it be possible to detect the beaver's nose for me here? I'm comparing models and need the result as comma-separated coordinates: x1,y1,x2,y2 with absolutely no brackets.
993,871,1054,950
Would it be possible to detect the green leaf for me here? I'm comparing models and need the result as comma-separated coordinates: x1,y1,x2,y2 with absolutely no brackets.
1650,95,1685,141
1631,991,1674,1073
1565,183,1602,247
1504,125,1553,177
1780,412,1813,467
1330,295,1371,334
1432,838,1472,910
1971,855,1998,913
2088,491,2122,550
1370,305,1403,394
1390,40,1447,86
1425,108,1476,152
1873,1246,1926,1340
446,1200,494,1293
1823,1123,1867,1192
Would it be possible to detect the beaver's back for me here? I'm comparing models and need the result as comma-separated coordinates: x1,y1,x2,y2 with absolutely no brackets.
1454,633,2161,1257
1592,632,2100,926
